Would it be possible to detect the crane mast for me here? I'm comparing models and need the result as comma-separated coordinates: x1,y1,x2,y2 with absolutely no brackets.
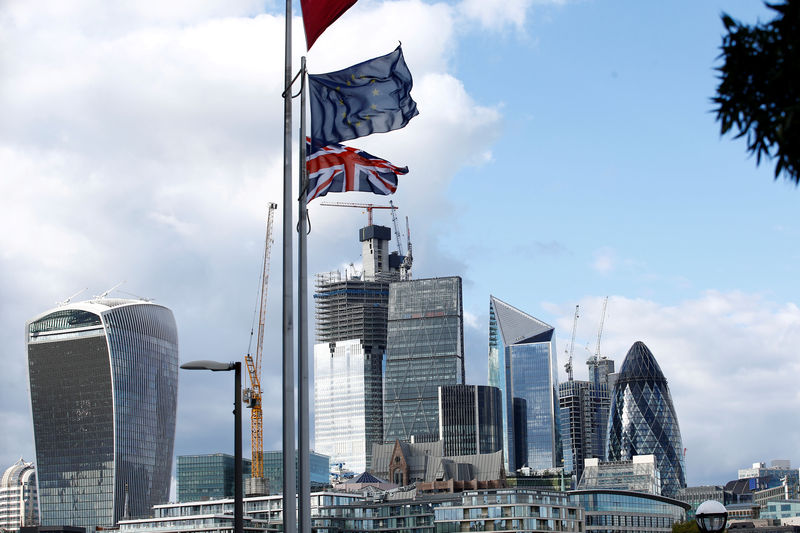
588,296,609,370
564,305,579,381
243,202,277,491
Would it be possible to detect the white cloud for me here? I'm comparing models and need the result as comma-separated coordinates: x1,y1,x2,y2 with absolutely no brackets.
592,247,616,274
457,0,567,31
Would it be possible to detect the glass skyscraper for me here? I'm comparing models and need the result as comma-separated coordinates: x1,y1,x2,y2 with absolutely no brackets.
314,339,382,473
607,341,686,497
26,299,178,528
488,296,562,472
438,385,503,457
383,276,464,443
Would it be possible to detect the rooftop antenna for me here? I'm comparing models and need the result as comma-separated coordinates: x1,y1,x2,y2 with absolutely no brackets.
95,281,125,299
57,288,87,307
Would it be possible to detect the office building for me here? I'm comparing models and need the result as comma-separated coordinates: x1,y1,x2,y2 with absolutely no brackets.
383,277,465,443
676,485,726,520
739,461,799,487
559,365,612,485
26,299,178,527
0,458,38,531
176,454,252,503
358,224,404,282
569,489,689,533
438,385,503,457
578,455,661,494
488,296,562,472
314,338,383,473
262,450,330,495
607,341,685,497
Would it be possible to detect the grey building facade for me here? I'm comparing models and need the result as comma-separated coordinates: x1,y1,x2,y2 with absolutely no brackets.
176,454,252,503
488,296,562,472
26,299,179,528
383,277,464,443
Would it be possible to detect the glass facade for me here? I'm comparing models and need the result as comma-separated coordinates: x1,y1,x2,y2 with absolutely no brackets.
262,450,330,495
176,454,252,502
488,296,562,472
27,299,178,528
606,342,685,497
384,277,464,443
569,489,688,533
438,385,503,457
314,339,382,473
559,379,610,485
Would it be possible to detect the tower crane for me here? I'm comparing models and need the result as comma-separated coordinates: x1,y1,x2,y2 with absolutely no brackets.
318,201,397,225
243,202,277,493
400,216,413,280
564,305,579,381
388,200,405,255
587,296,609,369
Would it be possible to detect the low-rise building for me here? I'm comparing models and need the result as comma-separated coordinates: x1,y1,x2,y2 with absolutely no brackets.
569,489,689,533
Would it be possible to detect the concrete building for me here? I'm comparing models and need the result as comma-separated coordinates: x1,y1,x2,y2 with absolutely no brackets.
488,296,562,472
26,298,178,528
438,384,503,457
383,277,465,444
0,459,38,531
176,454,252,503
676,485,726,520
607,341,685,497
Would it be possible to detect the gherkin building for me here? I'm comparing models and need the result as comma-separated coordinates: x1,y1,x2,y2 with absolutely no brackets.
607,341,685,496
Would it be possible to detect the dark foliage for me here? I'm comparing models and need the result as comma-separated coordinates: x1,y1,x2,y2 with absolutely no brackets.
713,1,800,184
672,520,701,533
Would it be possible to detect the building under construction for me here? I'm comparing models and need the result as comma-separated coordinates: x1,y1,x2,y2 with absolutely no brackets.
313,223,408,474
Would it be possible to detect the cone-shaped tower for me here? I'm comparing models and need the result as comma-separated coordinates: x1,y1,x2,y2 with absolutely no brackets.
607,341,685,496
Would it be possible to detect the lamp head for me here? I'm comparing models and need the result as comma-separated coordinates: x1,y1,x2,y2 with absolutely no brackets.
180,360,235,372
696,500,727,533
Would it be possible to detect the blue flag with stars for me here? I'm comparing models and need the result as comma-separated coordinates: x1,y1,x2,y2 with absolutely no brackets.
309,45,419,146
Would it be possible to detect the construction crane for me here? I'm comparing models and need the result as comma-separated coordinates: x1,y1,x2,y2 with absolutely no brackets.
564,305,579,381
400,216,413,280
318,201,397,225
388,200,405,255
587,296,609,369
243,202,277,493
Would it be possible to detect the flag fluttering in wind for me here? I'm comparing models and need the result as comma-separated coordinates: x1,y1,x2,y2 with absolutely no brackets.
305,138,408,202
309,46,419,146
300,0,358,50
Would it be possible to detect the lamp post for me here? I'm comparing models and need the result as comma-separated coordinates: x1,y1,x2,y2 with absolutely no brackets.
695,500,728,533
181,360,243,533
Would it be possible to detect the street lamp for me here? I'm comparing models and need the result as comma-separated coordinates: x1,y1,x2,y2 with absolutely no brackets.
181,360,243,533
696,500,728,533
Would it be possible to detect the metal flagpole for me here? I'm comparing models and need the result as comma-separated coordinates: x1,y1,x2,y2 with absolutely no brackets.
281,0,296,530
297,56,311,533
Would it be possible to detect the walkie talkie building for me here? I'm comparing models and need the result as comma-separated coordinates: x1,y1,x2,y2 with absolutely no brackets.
26,299,178,528
607,341,685,496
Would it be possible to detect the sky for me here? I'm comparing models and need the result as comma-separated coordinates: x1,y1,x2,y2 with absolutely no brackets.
2,0,799,493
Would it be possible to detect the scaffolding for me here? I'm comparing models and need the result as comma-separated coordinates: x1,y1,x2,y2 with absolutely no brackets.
314,270,390,353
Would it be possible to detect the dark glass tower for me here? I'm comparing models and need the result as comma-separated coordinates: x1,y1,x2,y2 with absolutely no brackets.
438,385,503,456
488,296,562,472
383,276,464,443
26,299,178,528
176,454,252,503
607,341,686,496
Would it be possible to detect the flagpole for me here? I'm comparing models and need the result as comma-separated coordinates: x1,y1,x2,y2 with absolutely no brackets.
296,55,311,533
281,0,296,530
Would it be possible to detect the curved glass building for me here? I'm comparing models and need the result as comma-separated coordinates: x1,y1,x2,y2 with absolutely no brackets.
26,299,179,528
606,341,685,496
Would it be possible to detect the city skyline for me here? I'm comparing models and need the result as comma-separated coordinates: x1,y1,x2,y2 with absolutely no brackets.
2,0,800,492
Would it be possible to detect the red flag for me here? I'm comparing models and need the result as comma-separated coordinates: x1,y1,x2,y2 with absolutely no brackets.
300,0,358,50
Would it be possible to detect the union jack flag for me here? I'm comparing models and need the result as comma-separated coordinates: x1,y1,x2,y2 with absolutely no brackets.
305,138,408,202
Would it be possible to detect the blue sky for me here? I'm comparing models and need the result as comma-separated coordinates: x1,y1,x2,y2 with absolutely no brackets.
2,0,798,492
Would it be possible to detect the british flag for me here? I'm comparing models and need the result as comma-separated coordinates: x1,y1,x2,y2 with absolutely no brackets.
305,138,408,202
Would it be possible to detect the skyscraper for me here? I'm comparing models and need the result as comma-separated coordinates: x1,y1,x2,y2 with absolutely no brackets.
0,458,38,531
26,298,178,527
383,276,464,443
438,385,503,457
607,341,686,497
488,296,562,472
559,357,614,485
314,339,383,473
